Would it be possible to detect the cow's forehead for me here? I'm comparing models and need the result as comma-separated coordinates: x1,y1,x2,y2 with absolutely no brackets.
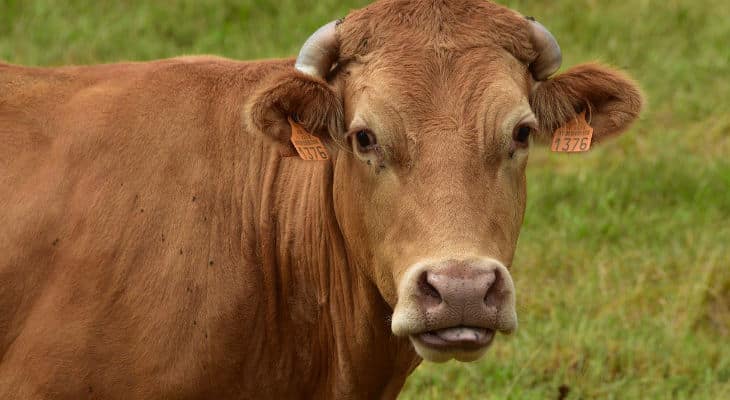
343,53,531,136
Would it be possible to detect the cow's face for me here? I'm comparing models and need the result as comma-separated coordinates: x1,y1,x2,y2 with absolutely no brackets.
331,50,530,362
248,0,642,362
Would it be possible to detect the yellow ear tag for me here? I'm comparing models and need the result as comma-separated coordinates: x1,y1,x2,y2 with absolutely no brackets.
551,111,594,153
287,117,330,161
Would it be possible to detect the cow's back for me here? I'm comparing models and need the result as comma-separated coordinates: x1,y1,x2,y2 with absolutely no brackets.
0,57,286,398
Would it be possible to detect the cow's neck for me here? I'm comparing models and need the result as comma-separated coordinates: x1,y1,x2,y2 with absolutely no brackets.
239,144,419,398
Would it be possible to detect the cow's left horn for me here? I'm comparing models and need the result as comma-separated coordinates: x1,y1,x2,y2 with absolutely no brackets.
295,20,340,79
527,18,562,80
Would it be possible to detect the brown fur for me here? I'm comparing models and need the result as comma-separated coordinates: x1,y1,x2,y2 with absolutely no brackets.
530,63,644,140
0,1,642,399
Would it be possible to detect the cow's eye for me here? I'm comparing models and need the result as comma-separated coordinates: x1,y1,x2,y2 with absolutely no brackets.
354,129,376,151
512,123,534,148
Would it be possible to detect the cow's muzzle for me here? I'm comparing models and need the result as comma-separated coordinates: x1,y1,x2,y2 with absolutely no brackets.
391,258,517,362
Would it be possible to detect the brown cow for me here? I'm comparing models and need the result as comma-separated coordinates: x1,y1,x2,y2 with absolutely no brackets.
0,0,642,398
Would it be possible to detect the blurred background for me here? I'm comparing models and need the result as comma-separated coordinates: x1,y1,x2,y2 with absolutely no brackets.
1,0,728,398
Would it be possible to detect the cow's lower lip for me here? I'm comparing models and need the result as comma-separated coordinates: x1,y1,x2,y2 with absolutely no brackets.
413,326,495,351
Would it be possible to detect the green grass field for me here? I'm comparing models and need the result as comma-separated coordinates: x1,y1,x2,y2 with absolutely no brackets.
2,0,728,398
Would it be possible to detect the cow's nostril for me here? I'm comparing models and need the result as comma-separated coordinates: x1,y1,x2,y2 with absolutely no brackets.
418,271,441,301
484,268,501,303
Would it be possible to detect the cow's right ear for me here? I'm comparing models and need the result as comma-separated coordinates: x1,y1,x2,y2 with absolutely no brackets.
245,69,343,147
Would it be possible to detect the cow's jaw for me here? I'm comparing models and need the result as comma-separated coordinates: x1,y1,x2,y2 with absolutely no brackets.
390,258,517,362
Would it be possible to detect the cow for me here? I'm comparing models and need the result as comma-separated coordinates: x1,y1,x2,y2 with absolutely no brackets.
0,0,643,398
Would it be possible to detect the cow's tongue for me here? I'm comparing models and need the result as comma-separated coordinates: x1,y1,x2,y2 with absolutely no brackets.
432,326,490,343
416,326,495,349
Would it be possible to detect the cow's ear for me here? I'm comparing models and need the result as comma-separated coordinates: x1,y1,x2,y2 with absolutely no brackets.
530,63,644,144
245,69,343,146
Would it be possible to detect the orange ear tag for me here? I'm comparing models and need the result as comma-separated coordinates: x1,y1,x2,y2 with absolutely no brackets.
287,117,330,161
551,111,594,153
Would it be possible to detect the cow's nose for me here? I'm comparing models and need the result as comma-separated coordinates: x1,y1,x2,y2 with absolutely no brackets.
414,259,514,329
419,264,495,308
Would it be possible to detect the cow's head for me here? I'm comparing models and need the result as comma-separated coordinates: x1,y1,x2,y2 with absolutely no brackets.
247,0,642,362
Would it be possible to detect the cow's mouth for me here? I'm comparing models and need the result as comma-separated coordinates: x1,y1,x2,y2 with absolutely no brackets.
412,326,495,352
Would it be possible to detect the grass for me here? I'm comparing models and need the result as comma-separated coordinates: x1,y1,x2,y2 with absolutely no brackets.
2,0,728,398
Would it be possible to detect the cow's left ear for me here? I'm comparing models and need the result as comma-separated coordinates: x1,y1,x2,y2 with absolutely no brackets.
530,63,644,143
245,69,343,147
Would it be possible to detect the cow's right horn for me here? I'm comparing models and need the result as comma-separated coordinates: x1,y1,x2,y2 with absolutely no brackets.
527,18,562,81
295,20,340,79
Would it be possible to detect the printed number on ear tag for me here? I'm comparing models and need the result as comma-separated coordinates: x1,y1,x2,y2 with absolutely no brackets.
287,117,329,161
551,111,593,153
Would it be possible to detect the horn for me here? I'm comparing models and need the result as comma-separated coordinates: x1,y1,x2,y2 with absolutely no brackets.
295,20,341,78
527,18,562,80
